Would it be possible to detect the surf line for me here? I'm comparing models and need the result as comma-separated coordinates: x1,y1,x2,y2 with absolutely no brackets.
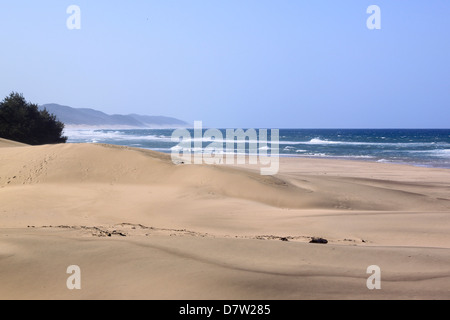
171,121,279,175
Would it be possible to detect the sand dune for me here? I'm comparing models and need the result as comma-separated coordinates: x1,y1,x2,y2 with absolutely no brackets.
0,138,27,148
0,139,449,299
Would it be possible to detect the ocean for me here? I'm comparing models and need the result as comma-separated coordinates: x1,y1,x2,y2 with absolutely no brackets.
65,128,450,169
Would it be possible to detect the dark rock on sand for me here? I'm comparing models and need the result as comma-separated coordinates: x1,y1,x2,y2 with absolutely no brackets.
310,237,328,244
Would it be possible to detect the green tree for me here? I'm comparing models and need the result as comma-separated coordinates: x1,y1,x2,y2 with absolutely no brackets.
0,92,67,145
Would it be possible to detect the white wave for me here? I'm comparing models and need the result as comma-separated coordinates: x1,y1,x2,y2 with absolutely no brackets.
296,153,376,159
414,149,450,158
279,138,450,148
308,138,342,145
65,129,173,143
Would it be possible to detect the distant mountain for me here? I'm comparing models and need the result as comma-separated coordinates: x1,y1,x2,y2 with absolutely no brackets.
40,104,189,128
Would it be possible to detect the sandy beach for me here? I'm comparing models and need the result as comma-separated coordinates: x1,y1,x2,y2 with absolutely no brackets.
1,139,449,300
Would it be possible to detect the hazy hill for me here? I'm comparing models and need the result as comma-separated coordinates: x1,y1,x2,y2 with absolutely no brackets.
40,104,189,128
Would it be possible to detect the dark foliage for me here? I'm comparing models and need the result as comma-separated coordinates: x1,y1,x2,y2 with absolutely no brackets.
0,92,67,145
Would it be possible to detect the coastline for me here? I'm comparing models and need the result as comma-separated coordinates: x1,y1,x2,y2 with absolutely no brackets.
64,128,450,170
1,139,449,299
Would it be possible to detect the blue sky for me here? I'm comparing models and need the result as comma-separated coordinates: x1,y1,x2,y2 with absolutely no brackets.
0,1,449,128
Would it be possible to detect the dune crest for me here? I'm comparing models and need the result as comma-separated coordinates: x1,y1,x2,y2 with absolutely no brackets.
0,138,27,148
